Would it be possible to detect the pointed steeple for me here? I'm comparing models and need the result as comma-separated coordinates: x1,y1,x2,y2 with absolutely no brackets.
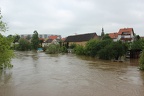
101,27,105,37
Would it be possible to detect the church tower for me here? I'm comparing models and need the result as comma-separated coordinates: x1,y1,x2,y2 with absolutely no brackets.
101,27,105,37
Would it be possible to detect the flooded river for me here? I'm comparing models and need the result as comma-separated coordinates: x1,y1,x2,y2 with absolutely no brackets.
0,51,144,96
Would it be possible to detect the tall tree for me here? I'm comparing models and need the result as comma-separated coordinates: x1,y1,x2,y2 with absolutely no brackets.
0,10,14,69
31,30,39,50
13,34,20,49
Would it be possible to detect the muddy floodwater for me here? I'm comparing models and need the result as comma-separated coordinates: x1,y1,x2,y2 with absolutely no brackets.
0,51,144,96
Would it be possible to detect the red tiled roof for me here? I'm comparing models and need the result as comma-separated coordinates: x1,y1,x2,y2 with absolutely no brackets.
108,32,118,39
49,36,58,40
118,28,133,35
48,35,58,40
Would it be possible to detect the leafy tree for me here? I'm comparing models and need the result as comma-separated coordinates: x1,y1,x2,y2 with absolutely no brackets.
135,35,140,41
102,34,112,40
131,39,144,50
139,50,144,70
98,45,113,60
98,41,128,60
13,34,20,43
45,44,60,54
31,30,39,50
13,34,20,49
0,11,14,69
69,43,77,49
74,45,85,55
60,46,68,53
26,35,31,40
85,39,100,57
110,41,128,60
16,38,31,51
0,13,7,32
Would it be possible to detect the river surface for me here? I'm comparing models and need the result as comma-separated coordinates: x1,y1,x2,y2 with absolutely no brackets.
0,51,144,96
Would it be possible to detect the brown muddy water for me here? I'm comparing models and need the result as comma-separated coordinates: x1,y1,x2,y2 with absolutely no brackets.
0,51,144,96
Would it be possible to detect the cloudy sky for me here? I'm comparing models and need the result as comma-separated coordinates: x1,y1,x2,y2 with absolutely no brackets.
0,0,144,37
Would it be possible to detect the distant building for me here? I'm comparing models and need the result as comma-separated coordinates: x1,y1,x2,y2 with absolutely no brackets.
117,28,135,42
64,32,98,47
20,34,61,39
108,32,118,42
108,28,135,42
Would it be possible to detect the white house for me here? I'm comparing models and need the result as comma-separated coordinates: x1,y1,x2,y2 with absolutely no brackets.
117,28,135,42
109,28,135,42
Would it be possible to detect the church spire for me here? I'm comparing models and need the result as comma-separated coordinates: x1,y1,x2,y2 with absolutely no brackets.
101,27,105,37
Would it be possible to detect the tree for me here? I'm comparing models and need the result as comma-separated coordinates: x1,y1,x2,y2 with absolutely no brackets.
139,50,144,70
102,34,112,40
0,13,7,32
0,11,14,69
110,41,128,60
13,34,20,49
98,41,128,60
131,39,144,50
31,30,39,50
85,39,100,57
16,38,31,51
26,35,31,40
74,45,85,55
45,44,60,54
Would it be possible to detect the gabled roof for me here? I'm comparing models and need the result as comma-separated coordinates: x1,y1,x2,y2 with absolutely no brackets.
64,33,97,42
45,39,53,43
118,28,134,35
49,35,58,40
108,32,118,39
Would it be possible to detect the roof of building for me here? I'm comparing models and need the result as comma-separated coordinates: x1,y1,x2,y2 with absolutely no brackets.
45,39,53,43
64,32,97,42
118,28,134,35
49,35,59,40
108,32,118,39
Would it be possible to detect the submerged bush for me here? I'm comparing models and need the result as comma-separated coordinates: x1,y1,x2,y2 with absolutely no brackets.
60,46,68,53
74,45,85,55
45,44,60,54
139,50,144,70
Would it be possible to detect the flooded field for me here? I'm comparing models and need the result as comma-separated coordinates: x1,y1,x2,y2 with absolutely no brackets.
0,51,144,96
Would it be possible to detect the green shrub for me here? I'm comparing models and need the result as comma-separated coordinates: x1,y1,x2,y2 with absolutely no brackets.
60,46,68,53
16,38,31,51
69,43,77,49
74,45,85,55
139,50,144,70
45,44,60,54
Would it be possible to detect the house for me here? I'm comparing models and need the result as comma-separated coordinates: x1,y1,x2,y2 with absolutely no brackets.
108,32,118,42
117,28,135,42
64,32,98,47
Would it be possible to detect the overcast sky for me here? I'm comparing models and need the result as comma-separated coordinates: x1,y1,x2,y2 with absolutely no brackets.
0,0,144,37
